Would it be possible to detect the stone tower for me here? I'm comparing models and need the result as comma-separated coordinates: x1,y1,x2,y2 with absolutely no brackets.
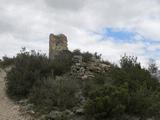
49,33,68,59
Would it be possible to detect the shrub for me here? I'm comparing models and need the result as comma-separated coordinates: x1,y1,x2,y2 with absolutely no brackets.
72,49,81,56
148,58,158,74
84,85,128,120
120,55,160,91
82,52,93,63
120,55,141,72
82,73,112,98
94,52,102,60
6,48,74,100
108,66,129,87
29,75,79,113
84,55,160,120
52,50,73,75
6,49,52,99
119,55,160,119
0,56,14,68
72,49,102,63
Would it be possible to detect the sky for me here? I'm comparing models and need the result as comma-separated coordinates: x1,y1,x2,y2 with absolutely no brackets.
0,0,160,67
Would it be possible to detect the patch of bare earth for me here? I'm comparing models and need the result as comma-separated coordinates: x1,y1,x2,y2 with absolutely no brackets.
0,68,33,120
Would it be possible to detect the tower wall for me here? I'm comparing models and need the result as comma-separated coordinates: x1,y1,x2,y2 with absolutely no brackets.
49,34,68,59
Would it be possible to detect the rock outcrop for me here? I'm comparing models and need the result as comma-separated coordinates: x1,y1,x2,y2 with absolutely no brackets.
49,34,68,60
71,56,110,80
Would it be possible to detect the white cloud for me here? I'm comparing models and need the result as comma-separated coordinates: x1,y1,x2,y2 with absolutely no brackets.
0,0,160,67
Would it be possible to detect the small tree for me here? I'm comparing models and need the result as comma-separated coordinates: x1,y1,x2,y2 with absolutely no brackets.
82,52,93,63
72,49,81,56
84,85,128,120
120,54,140,70
94,52,102,60
148,58,158,74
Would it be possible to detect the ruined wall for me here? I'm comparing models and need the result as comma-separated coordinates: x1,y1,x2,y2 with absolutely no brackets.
49,34,68,59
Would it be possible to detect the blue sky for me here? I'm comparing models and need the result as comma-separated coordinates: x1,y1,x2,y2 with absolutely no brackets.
103,27,160,45
103,28,136,43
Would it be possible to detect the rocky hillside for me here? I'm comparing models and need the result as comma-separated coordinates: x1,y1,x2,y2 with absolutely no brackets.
1,34,160,120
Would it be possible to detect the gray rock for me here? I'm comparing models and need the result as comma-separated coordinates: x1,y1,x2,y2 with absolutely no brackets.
39,115,47,120
49,110,62,119
22,103,35,115
18,99,28,106
75,108,84,115
47,110,74,120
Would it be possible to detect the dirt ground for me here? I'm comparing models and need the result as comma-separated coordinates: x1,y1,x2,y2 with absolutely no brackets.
0,68,32,120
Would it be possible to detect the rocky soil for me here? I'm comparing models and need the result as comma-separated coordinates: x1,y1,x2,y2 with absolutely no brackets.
0,68,32,120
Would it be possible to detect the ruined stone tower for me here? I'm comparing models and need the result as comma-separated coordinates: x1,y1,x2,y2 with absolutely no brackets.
49,33,68,59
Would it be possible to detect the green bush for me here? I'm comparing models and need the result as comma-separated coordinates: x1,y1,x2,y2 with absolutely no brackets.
51,50,73,75
82,73,112,98
119,55,160,118
0,56,14,68
72,49,81,56
6,49,52,99
6,48,73,100
84,85,128,120
84,55,160,120
82,52,93,63
29,75,79,113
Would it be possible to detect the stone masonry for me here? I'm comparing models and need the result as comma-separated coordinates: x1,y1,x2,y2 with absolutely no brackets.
49,33,68,59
